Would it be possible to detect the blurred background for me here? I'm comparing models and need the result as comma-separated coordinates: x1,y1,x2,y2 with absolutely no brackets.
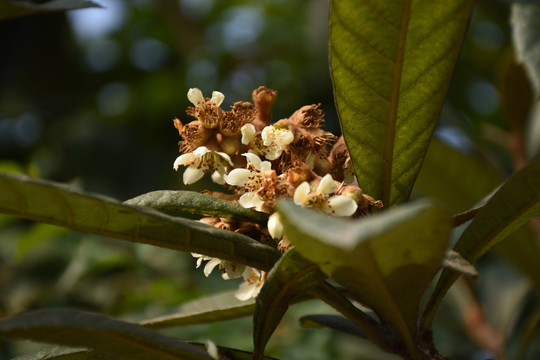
1,0,539,359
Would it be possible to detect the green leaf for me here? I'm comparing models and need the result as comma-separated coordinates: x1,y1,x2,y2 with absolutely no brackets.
299,314,367,338
0,172,280,271
414,139,503,214
278,200,451,358
188,343,280,360
252,249,327,360
512,1,540,95
0,0,101,21
141,291,256,328
125,190,269,224
0,309,212,360
422,157,540,330
330,0,474,206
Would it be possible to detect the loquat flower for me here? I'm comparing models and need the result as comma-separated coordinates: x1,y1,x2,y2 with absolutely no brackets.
174,146,233,185
260,124,294,160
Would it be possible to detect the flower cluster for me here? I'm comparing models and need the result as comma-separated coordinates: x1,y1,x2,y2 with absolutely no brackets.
173,86,382,300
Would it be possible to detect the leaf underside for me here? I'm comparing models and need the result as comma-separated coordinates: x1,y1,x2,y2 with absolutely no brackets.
330,0,474,206
0,172,280,271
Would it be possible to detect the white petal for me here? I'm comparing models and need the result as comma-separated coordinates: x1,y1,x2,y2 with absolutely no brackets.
264,147,282,160
235,281,258,301
193,146,210,157
261,126,273,146
243,152,263,170
183,166,205,185
275,129,294,146
205,340,219,360
187,88,205,107
241,124,256,145
210,91,225,107
224,168,252,186
216,151,233,166
173,153,195,170
328,195,358,216
203,258,222,277
211,170,225,184
293,182,310,205
222,261,246,279
239,192,264,210
260,160,272,172
317,174,337,195
267,213,284,239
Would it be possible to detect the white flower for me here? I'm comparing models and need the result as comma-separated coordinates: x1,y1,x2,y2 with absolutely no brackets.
294,174,358,216
205,340,219,360
235,267,265,301
173,146,233,185
241,123,256,145
187,88,224,108
260,125,294,160
191,253,245,279
267,212,284,239
223,153,271,211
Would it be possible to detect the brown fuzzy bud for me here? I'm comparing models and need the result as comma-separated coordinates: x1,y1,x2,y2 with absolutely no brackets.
252,86,277,129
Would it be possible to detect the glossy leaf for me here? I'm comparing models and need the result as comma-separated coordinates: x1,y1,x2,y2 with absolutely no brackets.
299,314,366,338
141,291,255,328
0,172,280,271
278,200,451,358
512,1,540,95
252,249,327,360
422,157,540,330
125,190,269,224
330,0,474,206
0,0,101,21
0,309,212,360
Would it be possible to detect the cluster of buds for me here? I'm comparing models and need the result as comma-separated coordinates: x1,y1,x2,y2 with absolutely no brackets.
173,86,382,300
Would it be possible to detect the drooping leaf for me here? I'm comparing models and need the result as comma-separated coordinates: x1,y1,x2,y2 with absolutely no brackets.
299,314,367,338
442,249,478,278
125,190,269,224
0,0,101,21
12,347,94,360
278,200,451,358
330,0,475,206
0,309,212,360
252,249,327,360
0,172,280,271
422,157,540,330
141,291,256,328
512,1,540,96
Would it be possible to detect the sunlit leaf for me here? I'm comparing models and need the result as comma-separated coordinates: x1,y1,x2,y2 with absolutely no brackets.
252,249,326,360
0,172,280,271
125,190,269,223
0,0,101,21
141,291,255,328
330,0,474,206
422,157,540,330
299,314,366,338
12,347,95,360
278,200,451,358
0,309,212,360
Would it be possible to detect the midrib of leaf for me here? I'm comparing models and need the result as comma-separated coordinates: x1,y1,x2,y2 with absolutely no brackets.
383,0,411,206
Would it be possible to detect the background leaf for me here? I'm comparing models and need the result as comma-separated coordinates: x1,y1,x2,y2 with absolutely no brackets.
512,1,540,96
278,200,451,358
0,0,101,21
422,157,540,331
0,309,212,360
141,291,255,328
125,190,269,224
330,0,475,206
0,172,280,271
252,249,326,360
